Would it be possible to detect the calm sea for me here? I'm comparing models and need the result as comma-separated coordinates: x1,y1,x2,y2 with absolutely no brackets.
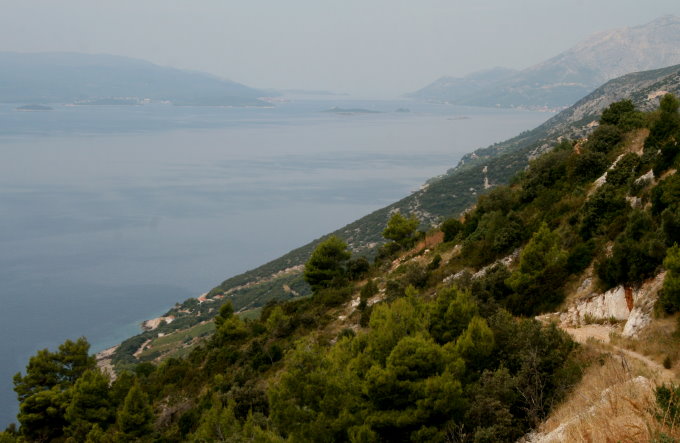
0,99,550,425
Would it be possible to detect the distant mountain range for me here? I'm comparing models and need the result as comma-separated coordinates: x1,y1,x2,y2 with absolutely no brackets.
0,52,269,106
409,15,680,109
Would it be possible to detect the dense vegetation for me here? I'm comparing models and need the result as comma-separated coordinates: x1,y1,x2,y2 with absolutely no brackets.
3,96,680,442
107,65,680,366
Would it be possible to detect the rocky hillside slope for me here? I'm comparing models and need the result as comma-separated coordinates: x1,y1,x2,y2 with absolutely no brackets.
410,15,680,109
217,63,680,308
106,63,680,367
31,94,678,441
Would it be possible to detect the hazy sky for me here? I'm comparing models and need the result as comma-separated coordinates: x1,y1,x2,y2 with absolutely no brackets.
1,0,679,97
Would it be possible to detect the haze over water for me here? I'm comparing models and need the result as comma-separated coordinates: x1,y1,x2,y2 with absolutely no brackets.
0,100,550,424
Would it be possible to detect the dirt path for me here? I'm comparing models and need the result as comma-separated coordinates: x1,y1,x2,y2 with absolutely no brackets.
562,324,676,383
562,324,612,344
133,339,152,359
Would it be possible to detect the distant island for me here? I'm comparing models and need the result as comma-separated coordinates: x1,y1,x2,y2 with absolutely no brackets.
322,106,381,115
15,104,53,111
74,98,141,106
395,108,411,113
283,89,350,96
0,52,271,107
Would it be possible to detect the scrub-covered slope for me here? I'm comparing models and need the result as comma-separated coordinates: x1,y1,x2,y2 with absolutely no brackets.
6,93,680,441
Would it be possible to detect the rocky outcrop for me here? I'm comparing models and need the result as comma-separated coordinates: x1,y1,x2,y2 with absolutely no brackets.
622,272,666,337
472,249,520,279
141,315,175,331
95,346,118,381
561,286,631,325
561,272,666,338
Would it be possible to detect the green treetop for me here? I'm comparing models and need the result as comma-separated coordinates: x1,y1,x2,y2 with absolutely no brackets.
383,212,420,249
304,236,351,292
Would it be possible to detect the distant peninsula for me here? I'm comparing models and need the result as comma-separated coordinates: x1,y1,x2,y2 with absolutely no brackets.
15,104,53,111
0,52,272,107
74,98,141,106
283,89,349,96
322,106,381,115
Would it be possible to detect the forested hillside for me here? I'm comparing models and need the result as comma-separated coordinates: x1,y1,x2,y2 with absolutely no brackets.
104,64,680,369
3,94,680,441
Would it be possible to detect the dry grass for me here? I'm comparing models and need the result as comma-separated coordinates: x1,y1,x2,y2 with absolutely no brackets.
535,351,654,442
414,230,444,252
610,315,680,377
624,128,650,155
542,356,653,442
531,341,680,443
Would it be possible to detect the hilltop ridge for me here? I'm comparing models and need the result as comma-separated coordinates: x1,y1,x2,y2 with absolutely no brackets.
410,15,680,109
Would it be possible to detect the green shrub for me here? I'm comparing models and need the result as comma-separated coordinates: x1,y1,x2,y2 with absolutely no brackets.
652,174,680,215
505,223,568,315
585,124,624,154
600,99,645,131
607,153,641,188
566,240,596,274
597,236,665,288
520,148,570,203
347,257,370,280
441,218,463,242
659,244,680,313
579,184,628,239
656,384,680,426
567,150,609,183
662,205,680,245
315,286,353,307
397,262,429,288
664,356,673,369
427,254,442,270
376,241,402,262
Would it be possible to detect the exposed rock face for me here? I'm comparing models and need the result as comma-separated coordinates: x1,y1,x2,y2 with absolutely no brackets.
95,346,118,381
562,286,631,324
622,272,666,337
635,169,655,185
141,315,175,331
625,196,643,209
472,249,520,279
561,272,666,338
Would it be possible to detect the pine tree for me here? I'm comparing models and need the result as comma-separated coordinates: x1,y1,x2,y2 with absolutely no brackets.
116,384,154,440
383,212,420,249
64,369,114,440
13,337,95,441
304,236,351,292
